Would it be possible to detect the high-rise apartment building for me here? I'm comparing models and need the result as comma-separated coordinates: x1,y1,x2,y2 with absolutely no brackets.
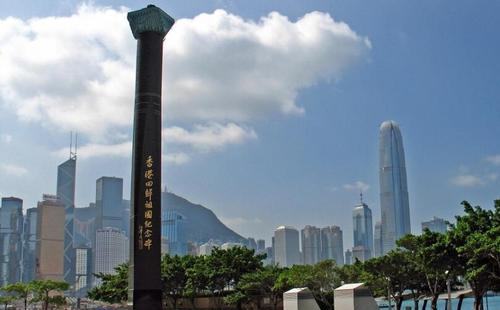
22,207,38,282
96,177,124,231
320,226,344,266
94,228,128,285
352,246,370,263
373,221,383,258
274,226,300,267
301,225,321,265
36,194,65,281
57,156,76,285
352,196,373,260
0,197,23,285
421,217,448,234
379,120,411,254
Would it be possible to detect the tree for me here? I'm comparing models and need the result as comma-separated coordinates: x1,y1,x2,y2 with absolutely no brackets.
2,282,32,310
30,279,69,310
0,296,15,310
398,231,460,310
88,263,128,304
162,254,197,309
448,201,499,310
225,265,284,310
363,250,413,310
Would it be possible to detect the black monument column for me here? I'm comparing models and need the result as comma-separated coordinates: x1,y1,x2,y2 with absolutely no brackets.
127,5,174,310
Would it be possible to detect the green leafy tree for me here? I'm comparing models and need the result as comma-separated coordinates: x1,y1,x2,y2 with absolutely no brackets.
0,295,16,310
2,282,32,310
162,254,197,309
448,201,498,310
398,231,460,310
225,265,284,310
363,250,413,310
30,279,69,310
88,263,128,304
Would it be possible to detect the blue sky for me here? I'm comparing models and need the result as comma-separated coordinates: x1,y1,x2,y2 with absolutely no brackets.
1,1,499,247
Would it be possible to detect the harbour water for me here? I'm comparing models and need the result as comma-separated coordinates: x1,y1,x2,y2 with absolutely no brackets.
384,296,500,310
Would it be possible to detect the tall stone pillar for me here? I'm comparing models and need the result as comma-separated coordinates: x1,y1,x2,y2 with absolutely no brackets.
127,5,174,310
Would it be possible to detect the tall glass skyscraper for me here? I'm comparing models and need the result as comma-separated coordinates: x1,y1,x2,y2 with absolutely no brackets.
161,209,187,256
301,225,321,265
352,197,373,260
379,120,411,254
273,226,300,267
320,226,344,266
22,207,38,282
96,177,124,231
57,156,76,285
0,197,23,285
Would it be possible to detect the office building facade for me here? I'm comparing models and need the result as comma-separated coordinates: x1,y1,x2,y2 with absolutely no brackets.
373,221,383,258
421,217,448,234
274,226,300,267
0,197,23,285
57,157,76,285
96,177,124,231
301,225,321,265
352,199,373,260
22,207,38,282
94,227,128,284
161,209,187,256
379,120,411,254
320,226,344,266
36,195,65,280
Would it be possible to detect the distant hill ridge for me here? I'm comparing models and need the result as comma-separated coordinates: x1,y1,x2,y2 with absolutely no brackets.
161,191,245,244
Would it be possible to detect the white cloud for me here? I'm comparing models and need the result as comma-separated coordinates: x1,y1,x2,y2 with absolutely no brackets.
450,174,485,187
54,141,132,159
163,123,257,151
486,155,500,166
0,134,12,143
163,153,190,165
343,181,370,192
0,5,370,139
0,163,28,176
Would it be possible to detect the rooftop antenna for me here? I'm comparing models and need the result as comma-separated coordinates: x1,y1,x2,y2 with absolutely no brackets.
69,132,77,160
360,190,364,204
69,131,73,159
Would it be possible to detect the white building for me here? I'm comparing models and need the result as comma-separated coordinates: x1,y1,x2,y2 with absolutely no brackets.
94,227,128,284
274,226,300,267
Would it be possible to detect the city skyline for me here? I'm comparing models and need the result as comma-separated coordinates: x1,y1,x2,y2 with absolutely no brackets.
1,1,500,249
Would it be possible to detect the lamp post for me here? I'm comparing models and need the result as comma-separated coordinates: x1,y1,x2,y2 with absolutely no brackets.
386,277,392,310
445,270,451,310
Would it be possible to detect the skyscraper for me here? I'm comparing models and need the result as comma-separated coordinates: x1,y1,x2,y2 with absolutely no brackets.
373,221,383,258
352,195,373,260
57,154,76,285
247,238,257,251
161,209,187,256
73,205,97,248
379,120,411,254
0,197,23,285
301,225,321,265
274,226,300,267
96,177,124,231
75,247,92,297
22,207,38,282
257,239,265,253
320,226,344,266
36,194,65,281
94,227,128,285
421,217,448,234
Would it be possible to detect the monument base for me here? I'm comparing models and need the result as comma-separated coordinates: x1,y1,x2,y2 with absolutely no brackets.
133,289,163,310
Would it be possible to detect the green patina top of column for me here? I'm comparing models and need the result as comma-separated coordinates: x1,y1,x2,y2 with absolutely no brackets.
127,5,175,39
